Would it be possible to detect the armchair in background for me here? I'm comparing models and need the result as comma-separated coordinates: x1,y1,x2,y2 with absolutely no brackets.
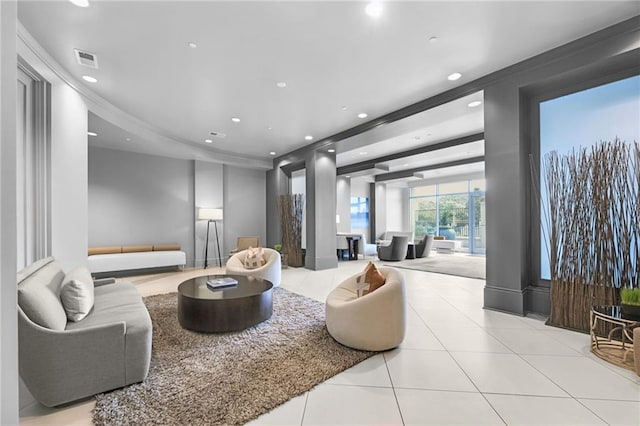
377,236,409,262
229,236,260,257
415,234,435,258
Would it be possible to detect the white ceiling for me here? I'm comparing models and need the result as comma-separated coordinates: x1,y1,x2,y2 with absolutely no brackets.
17,0,639,174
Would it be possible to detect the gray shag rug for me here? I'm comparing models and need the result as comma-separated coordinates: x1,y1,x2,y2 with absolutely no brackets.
388,253,486,280
93,287,374,425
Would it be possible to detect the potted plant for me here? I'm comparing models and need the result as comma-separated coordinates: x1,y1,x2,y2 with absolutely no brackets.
620,287,640,319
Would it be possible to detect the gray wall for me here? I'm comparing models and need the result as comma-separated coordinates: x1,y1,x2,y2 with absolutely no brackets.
223,165,267,257
88,146,196,264
194,161,224,267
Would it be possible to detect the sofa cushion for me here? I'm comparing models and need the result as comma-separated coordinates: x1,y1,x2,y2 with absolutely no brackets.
66,282,148,334
88,246,122,256
243,246,265,269
356,262,386,295
17,258,67,330
153,244,181,251
60,266,95,321
122,245,153,253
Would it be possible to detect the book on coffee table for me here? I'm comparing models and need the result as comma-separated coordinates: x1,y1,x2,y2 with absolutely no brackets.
207,277,238,290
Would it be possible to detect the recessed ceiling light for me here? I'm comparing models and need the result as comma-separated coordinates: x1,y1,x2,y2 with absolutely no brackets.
267,126,272,130
125,137,131,142
276,81,287,88
188,42,197,49
304,135,313,141
87,131,97,136
357,112,368,119
82,75,98,83
428,36,438,43
205,139,213,143
359,151,368,156
328,149,335,153
269,151,276,156
365,2,383,18
403,163,409,167
69,0,90,7
341,106,348,111
345,175,351,178
447,72,462,81
231,117,241,123
468,100,482,108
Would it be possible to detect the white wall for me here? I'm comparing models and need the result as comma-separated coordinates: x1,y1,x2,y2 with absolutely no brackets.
88,146,196,264
1,1,19,423
223,166,267,255
51,84,88,270
386,186,410,235
336,176,351,233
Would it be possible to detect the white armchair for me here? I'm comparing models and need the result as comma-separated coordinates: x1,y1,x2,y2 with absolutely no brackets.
325,267,406,351
225,248,281,287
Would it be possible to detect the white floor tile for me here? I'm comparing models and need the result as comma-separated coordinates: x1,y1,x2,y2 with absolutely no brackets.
395,388,504,425
325,354,392,387
431,327,512,353
522,355,640,401
487,328,581,356
302,383,402,425
539,328,591,355
578,398,640,426
485,394,606,425
247,393,307,426
401,311,446,351
452,352,568,397
385,349,476,392
466,310,537,329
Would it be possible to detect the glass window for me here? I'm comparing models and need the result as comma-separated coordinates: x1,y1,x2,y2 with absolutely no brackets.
350,197,369,229
470,179,486,192
539,75,640,279
438,181,469,194
411,185,436,196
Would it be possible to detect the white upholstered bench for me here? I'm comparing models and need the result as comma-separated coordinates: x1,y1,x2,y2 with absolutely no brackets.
88,244,186,275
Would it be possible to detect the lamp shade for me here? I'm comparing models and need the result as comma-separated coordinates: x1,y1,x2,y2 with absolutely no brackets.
198,208,223,221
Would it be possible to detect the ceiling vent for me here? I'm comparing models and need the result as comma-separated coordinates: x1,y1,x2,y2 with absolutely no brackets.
74,49,99,69
209,131,226,139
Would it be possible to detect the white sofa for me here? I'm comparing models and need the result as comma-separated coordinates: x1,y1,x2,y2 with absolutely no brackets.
87,245,186,275
18,257,152,406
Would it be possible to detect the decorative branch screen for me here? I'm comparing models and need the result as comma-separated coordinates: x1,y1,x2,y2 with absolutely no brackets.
543,139,639,331
277,194,305,267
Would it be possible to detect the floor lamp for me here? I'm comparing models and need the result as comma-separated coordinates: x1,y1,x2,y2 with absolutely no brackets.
198,208,223,268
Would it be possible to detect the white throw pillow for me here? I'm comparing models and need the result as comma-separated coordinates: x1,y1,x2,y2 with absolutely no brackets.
60,266,95,321
243,246,265,270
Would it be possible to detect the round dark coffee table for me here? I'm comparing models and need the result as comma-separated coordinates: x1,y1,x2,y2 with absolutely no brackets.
177,274,273,332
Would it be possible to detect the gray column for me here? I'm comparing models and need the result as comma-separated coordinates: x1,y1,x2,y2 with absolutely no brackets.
266,161,290,248
483,83,528,315
305,150,338,270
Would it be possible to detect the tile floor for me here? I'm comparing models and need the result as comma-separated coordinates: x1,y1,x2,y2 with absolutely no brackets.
19,258,640,425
